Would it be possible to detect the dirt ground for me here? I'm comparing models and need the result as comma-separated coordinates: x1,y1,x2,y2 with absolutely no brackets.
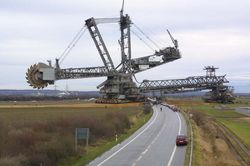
197,123,241,166
239,117,250,122
0,101,142,108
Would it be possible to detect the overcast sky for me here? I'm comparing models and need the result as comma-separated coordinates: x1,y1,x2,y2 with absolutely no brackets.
1,0,250,92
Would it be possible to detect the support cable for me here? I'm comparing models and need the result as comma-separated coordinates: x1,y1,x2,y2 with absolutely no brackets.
133,74,142,84
142,27,167,47
133,23,161,49
58,25,87,65
130,29,155,52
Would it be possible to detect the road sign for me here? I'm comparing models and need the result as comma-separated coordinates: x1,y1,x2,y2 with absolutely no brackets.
76,128,89,139
75,128,90,152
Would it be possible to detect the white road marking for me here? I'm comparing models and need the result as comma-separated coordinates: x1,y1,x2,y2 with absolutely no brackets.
167,112,181,166
133,106,168,165
137,155,143,161
96,108,159,166
142,148,148,155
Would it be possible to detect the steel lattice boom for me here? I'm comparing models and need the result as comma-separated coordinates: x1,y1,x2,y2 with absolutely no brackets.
139,75,228,93
139,66,235,103
56,66,109,79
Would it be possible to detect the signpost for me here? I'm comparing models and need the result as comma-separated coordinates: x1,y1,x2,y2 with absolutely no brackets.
75,128,89,152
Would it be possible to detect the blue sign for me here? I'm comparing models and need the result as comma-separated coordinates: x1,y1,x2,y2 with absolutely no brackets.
76,128,89,140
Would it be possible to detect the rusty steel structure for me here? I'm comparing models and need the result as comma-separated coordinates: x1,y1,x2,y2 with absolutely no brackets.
25,1,234,103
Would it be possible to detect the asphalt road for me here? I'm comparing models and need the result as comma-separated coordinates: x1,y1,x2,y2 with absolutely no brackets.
88,104,187,166
235,107,250,116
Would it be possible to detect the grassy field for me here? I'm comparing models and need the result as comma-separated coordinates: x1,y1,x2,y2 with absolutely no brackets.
219,118,250,148
168,98,250,147
189,101,250,149
167,97,250,166
0,101,150,166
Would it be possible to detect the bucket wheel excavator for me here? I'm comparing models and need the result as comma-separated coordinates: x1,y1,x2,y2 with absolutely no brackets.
26,1,234,103
26,2,181,103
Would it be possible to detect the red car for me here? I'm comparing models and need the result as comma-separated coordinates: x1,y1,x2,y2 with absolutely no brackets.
176,135,188,146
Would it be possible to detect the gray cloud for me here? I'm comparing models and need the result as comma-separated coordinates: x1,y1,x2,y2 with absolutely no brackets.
0,0,249,92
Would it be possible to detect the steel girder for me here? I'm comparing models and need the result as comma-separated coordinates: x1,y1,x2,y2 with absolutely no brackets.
56,66,110,80
85,18,115,71
139,75,228,93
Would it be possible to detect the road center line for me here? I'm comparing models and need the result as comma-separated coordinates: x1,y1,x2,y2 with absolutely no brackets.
133,107,168,165
96,107,159,166
167,112,181,166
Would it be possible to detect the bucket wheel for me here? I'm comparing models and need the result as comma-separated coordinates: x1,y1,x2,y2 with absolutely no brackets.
26,63,49,89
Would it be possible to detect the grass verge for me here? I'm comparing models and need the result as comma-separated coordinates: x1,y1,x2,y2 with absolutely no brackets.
180,110,191,166
181,109,202,166
61,111,153,166
190,120,203,166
